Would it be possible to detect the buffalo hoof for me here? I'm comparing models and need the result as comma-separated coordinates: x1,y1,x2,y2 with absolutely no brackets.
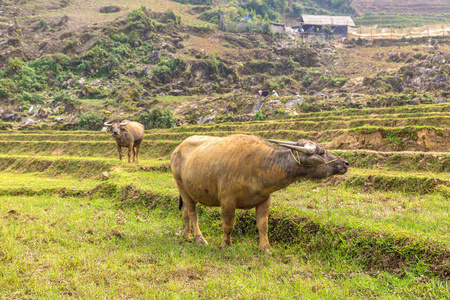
182,230,192,240
220,240,231,247
195,235,208,245
259,247,271,255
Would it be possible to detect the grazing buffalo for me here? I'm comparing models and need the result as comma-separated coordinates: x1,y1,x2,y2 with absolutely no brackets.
104,120,144,163
170,134,349,253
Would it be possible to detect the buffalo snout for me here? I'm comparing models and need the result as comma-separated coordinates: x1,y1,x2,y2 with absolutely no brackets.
337,159,349,174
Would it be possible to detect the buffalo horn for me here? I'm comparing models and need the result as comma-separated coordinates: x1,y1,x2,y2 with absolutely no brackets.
119,121,128,126
104,122,112,126
279,143,316,154
265,139,297,145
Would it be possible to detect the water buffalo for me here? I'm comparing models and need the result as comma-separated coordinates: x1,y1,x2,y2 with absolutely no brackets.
104,120,144,163
170,134,349,253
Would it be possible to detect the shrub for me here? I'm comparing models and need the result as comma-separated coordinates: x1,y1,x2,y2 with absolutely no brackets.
19,92,44,104
262,23,271,34
77,112,103,130
52,92,78,104
255,110,264,121
139,108,176,129
0,86,8,98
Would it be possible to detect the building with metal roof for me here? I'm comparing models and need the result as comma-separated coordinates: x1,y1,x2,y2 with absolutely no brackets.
300,15,355,27
297,15,356,38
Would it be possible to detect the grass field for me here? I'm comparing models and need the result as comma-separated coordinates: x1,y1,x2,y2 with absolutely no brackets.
355,13,450,27
1,102,450,298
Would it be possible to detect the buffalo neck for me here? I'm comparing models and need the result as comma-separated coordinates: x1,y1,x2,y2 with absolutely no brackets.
113,131,129,142
275,149,310,183
257,147,311,194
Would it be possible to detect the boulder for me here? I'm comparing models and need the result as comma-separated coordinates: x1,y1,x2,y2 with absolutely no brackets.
2,112,20,122
284,97,304,108
21,118,36,126
432,74,449,89
170,89,183,96
434,97,447,104
100,6,121,13
197,113,216,125
147,51,160,62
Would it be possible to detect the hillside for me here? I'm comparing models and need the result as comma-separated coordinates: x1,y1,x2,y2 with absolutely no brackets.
0,0,449,130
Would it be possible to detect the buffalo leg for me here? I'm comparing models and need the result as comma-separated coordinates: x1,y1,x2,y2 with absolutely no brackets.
220,204,236,247
117,144,122,161
182,205,192,239
127,143,133,163
134,140,142,164
256,196,271,253
179,190,207,245
132,147,136,163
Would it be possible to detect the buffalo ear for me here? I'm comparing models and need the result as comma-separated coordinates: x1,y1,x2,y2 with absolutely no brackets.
300,155,326,166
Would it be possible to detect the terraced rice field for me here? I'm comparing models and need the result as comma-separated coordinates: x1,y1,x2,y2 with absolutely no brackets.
1,103,450,298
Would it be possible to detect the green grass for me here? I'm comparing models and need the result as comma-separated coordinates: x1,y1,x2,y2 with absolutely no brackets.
355,13,450,28
1,100,450,297
1,193,449,298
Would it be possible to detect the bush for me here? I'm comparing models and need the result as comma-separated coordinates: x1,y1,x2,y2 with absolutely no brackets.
254,110,264,121
262,23,271,34
0,86,8,98
52,93,77,104
139,108,176,129
19,92,44,104
77,112,103,130
199,9,221,24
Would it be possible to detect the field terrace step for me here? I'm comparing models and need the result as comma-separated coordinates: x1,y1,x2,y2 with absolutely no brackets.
2,112,449,141
164,116,450,134
334,150,450,173
1,150,449,184
284,103,450,119
0,126,448,158
1,171,449,279
326,167,450,195
2,116,449,145
0,154,171,178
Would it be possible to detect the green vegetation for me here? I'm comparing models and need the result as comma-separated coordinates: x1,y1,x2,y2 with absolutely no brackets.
1,0,450,296
1,99,450,297
254,109,264,121
355,13,450,27
139,108,177,129
2,191,449,298
236,0,356,22
77,112,104,130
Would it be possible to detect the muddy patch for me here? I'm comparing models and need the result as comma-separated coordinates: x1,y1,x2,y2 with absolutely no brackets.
417,129,439,149
325,131,383,150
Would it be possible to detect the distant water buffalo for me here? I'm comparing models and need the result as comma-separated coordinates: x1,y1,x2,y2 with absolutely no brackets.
170,134,349,253
104,120,144,163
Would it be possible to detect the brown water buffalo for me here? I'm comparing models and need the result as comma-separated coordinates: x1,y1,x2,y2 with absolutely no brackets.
170,134,349,253
104,120,144,163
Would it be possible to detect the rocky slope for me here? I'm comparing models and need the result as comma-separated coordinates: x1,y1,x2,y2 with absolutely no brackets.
0,1,448,129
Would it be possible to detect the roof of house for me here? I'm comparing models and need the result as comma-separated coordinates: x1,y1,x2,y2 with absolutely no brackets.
269,22,285,27
301,15,355,27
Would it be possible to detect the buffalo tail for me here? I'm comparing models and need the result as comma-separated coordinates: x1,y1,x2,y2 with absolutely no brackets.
178,195,183,210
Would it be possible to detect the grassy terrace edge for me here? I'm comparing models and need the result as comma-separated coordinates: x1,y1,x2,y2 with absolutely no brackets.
1,181,449,280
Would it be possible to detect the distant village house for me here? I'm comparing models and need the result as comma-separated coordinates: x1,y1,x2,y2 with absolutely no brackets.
296,15,356,37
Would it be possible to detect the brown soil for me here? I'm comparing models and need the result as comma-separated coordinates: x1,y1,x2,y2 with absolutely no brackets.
324,129,450,152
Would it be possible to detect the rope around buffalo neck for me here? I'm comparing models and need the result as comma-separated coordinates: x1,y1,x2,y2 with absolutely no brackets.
290,150,339,167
